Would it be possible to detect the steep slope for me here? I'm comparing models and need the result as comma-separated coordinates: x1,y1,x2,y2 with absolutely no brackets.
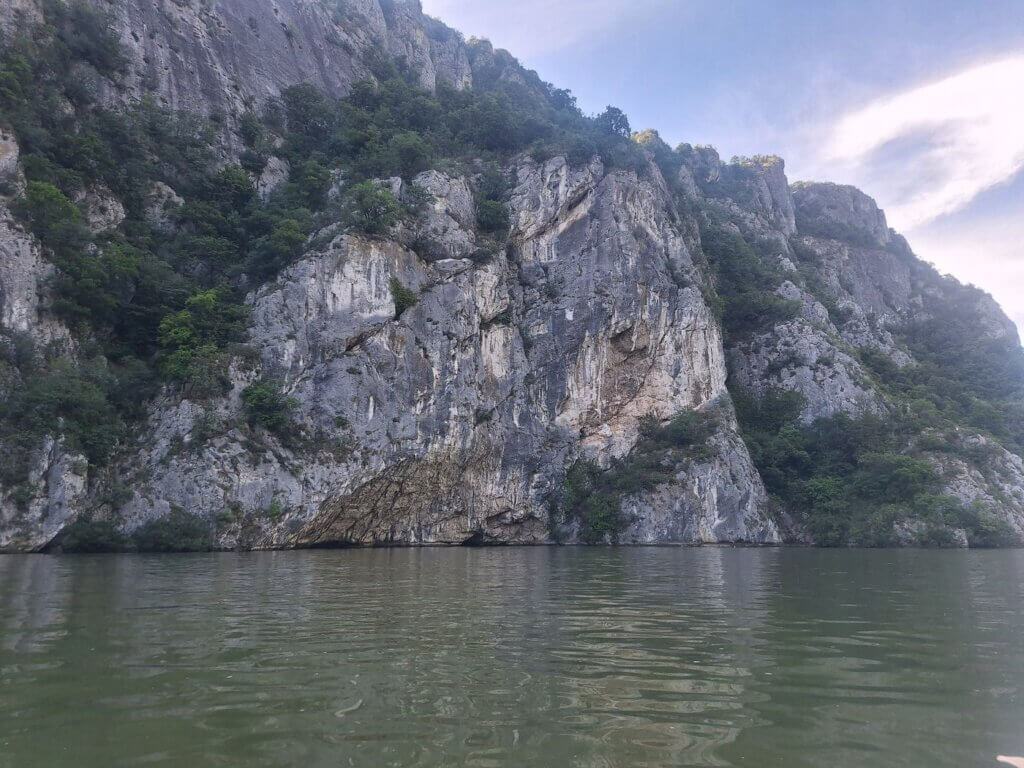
0,0,1021,551
671,148,1024,545
1,0,472,114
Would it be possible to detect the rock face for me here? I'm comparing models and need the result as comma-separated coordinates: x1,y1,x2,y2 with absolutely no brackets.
109,156,774,548
0,134,72,348
90,0,472,121
792,182,891,247
1,0,1023,551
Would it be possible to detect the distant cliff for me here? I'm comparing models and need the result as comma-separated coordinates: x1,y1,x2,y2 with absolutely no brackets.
1,0,1022,551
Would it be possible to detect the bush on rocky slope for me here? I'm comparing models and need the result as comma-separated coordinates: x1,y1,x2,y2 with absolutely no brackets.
732,387,1015,547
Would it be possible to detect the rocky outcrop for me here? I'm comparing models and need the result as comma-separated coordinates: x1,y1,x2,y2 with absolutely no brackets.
1,0,1022,550
0,438,87,552
937,436,1024,542
0,134,72,348
93,0,473,120
408,170,477,260
792,182,891,248
108,157,775,548
622,420,780,544
728,316,886,422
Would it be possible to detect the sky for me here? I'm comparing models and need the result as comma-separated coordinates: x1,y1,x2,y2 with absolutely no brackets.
421,0,1024,336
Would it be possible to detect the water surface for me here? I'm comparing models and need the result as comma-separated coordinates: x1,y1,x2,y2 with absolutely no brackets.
1,548,1022,767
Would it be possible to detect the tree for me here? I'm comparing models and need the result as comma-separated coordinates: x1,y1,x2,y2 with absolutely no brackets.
546,85,579,115
13,181,88,254
387,131,431,180
281,84,336,155
343,181,402,235
242,378,298,433
595,106,631,138
476,199,508,234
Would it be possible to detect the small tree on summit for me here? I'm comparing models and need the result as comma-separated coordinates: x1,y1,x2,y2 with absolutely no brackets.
595,106,631,138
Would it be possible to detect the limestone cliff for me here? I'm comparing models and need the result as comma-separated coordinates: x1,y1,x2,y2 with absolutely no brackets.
1,0,1021,550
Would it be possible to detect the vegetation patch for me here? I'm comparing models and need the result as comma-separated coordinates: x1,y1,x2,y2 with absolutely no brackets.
132,507,213,552
241,378,299,435
699,224,800,339
731,386,1015,547
58,515,127,553
389,278,418,319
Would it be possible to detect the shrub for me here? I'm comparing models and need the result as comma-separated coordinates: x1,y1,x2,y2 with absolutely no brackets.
12,181,89,257
60,516,127,553
241,377,298,434
387,131,431,180
132,507,212,552
343,181,402,235
595,106,631,137
390,277,417,319
476,199,508,234
563,459,625,544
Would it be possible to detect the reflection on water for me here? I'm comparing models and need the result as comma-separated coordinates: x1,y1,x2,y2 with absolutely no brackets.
0,548,1022,767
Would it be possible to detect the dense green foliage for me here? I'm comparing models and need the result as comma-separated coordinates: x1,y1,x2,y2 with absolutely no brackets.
560,410,717,542
0,357,123,484
263,42,647,189
58,508,213,553
732,387,1013,547
241,378,299,434
58,515,127,553
699,224,800,339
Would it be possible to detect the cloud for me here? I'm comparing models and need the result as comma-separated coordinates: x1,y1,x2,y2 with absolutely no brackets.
819,56,1024,229
909,208,1024,338
420,0,674,60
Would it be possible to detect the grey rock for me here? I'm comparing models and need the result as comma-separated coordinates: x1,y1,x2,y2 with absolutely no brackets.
0,131,22,194
110,154,776,548
257,157,290,202
738,155,796,235
0,439,87,553
2,0,1022,551
0,140,72,347
409,170,476,260
144,181,184,232
78,186,126,233
792,182,891,248
623,421,782,544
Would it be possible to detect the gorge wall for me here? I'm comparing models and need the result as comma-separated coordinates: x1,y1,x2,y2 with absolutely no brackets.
1,0,1022,551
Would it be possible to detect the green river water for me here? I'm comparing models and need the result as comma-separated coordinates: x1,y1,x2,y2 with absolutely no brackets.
1,548,1022,767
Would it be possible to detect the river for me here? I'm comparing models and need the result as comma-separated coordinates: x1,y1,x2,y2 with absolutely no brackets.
1,548,1022,767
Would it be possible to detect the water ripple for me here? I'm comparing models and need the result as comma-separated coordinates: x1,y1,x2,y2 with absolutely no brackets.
1,548,1022,767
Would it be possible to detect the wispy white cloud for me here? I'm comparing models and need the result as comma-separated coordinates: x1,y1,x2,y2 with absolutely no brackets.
420,0,675,60
819,56,1024,229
